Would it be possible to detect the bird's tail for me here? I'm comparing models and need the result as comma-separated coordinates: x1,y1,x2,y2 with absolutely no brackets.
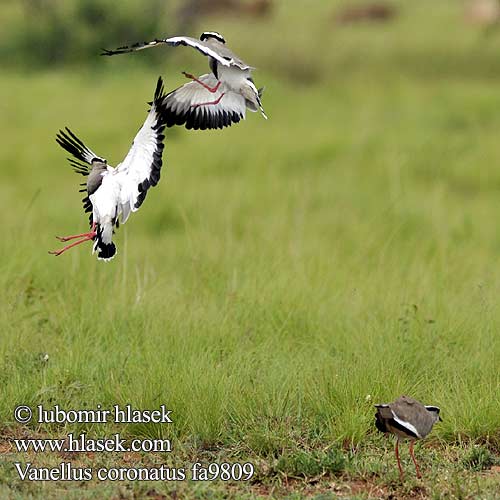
257,95,268,120
243,81,268,119
253,85,268,120
92,222,116,261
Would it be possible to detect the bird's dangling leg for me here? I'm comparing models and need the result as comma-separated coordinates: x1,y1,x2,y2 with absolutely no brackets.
49,234,95,256
191,93,226,108
395,439,404,480
49,223,97,256
55,223,96,242
182,72,221,93
409,441,421,479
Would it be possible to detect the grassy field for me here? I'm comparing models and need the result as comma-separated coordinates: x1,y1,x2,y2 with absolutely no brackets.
1,1,500,498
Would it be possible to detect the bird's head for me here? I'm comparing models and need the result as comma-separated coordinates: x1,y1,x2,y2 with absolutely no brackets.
91,157,107,167
425,405,442,422
200,31,226,44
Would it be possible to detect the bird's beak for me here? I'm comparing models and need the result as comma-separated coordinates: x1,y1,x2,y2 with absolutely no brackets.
439,416,443,422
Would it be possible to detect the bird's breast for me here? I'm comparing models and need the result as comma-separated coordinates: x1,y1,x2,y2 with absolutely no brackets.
217,65,250,90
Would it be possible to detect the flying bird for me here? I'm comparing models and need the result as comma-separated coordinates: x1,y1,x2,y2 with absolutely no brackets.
375,395,441,480
50,77,168,261
102,31,267,130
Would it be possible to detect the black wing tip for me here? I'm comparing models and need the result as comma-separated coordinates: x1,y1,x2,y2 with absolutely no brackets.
55,127,69,142
56,127,106,171
153,76,166,102
55,127,79,151
100,47,129,56
56,126,81,145
101,40,165,57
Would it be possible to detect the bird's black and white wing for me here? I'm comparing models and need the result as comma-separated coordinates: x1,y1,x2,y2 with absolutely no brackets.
102,36,252,70
101,38,168,56
56,128,107,222
163,74,246,130
164,36,252,70
56,127,106,173
115,76,167,223
390,410,421,439
375,402,420,438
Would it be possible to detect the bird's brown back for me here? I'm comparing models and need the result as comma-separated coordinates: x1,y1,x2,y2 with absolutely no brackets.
390,396,436,438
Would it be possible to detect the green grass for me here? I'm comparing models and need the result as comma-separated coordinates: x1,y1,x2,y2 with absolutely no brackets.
1,0,500,497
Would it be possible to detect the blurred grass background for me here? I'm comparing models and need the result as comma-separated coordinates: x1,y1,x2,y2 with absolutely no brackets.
1,0,500,497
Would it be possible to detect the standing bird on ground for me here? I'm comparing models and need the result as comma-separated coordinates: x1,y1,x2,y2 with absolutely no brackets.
49,77,168,261
102,31,267,130
374,395,441,480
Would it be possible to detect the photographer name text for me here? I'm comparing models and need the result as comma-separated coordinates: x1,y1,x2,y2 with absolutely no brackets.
14,404,173,425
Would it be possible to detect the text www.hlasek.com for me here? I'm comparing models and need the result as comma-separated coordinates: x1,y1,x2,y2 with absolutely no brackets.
14,433,172,453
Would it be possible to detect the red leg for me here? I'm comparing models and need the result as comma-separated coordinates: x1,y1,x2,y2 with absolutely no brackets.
191,93,225,109
409,441,421,479
56,223,96,242
395,439,404,480
182,71,221,93
49,234,95,256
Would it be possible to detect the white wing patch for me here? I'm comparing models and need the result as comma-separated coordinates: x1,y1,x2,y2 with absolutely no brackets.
112,77,167,223
115,105,164,222
164,36,252,70
391,410,421,438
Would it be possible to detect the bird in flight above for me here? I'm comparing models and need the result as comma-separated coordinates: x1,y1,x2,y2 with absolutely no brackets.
50,77,168,261
375,395,441,480
102,31,267,130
